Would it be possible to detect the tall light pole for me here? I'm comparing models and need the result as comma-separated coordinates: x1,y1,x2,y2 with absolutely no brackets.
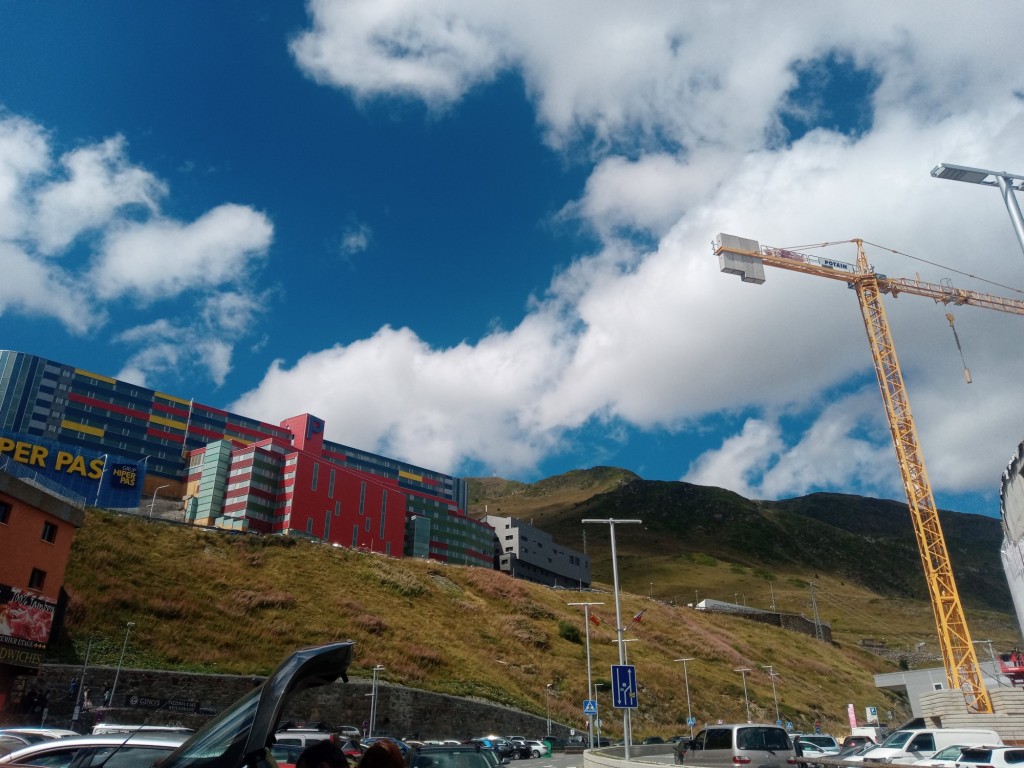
594,683,605,744
149,485,170,518
71,636,95,724
622,638,639,664
735,667,752,723
675,658,695,738
762,665,781,725
932,163,1024,257
569,600,604,748
109,621,135,708
93,454,108,507
545,683,554,736
582,517,641,759
369,664,385,737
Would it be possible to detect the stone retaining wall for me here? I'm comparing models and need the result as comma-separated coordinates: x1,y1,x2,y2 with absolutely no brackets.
6,664,570,742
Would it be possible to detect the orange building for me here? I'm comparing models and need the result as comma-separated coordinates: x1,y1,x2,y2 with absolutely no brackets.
0,467,85,713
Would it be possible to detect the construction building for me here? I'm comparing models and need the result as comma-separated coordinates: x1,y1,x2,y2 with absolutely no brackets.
484,515,590,588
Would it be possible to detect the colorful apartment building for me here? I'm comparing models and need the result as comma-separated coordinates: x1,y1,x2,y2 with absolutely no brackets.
0,350,494,567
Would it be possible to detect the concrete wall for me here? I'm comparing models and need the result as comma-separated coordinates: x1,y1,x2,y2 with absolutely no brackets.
8,664,573,742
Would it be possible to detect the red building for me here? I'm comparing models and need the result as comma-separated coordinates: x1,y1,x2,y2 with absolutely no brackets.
0,466,85,712
183,414,494,564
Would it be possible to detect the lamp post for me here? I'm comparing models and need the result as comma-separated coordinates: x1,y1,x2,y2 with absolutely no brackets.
594,683,605,744
932,163,1024,257
545,683,554,737
109,621,135,708
369,664,385,737
582,517,641,759
569,600,604,748
735,667,752,723
675,658,695,738
93,454,108,507
622,638,639,664
149,485,170,519
71,636,95,723
762,665,781,725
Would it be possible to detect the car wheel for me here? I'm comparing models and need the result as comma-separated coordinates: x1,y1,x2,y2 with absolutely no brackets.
531,750,540,759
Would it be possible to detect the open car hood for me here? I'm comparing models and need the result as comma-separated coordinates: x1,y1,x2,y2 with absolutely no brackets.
160,642,354,768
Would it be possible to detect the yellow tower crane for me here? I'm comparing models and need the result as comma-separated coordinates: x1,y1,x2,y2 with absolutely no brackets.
714,233,1024,715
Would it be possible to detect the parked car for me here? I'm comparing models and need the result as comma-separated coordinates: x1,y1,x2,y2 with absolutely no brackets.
523,740,548,758
844,736,877,750
642,736,666,745
911,744,971,768
675,724,795,767
0,733,187,768
410,744,492,768
954,746,1024,768
799,735,841,755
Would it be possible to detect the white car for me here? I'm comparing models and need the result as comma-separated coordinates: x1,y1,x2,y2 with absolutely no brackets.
0,733,187,768
524,741,549,758
954,746,1024,768
912,744,971,768
799,735,841,755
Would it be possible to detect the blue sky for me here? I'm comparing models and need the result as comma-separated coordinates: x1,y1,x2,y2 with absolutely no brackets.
2,2,1023,518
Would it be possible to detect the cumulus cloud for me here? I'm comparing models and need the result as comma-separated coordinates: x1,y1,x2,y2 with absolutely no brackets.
92,204,272,301
0,110,275,387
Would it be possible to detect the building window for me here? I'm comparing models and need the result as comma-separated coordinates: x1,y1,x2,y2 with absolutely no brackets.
306,518,313,535
379,507,386,539
328,469,335,498
28,568,46,590
311,463,319,491
41,521,57,543
359,481,366,515
352,525,359,547
365,518,371,532
0,501,10,525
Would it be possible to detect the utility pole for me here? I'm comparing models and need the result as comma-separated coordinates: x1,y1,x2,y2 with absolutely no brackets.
809,582,825,642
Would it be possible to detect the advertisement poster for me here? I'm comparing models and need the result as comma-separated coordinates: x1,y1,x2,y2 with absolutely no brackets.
0,584,57,668
0,429,144,509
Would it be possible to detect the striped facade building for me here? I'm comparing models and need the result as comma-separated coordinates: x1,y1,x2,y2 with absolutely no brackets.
0,350,494,566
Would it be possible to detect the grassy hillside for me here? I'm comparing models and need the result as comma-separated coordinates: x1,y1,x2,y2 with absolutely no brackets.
52,469,1018,739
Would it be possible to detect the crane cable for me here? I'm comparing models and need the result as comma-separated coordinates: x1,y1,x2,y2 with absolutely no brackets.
945,313,972,384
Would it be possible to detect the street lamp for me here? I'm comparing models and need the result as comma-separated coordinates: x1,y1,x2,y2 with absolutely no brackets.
149,485,170,518
675,658,695,738
622,638,639,664
545,683,554,737
582,517,641,758
93,454,108,507
735,667,752,723
109,621,135,708
762,665,781,725
931,163,1024,256
569,600,605,748
369,665,385,737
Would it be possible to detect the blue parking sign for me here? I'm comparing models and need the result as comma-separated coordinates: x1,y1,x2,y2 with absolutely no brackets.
611,664,637,709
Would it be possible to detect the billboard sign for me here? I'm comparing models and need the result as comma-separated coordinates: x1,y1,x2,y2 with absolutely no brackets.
0,430,144,509
0,584,57,668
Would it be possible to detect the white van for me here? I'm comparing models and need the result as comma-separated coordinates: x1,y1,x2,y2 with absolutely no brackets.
862,729,1002,764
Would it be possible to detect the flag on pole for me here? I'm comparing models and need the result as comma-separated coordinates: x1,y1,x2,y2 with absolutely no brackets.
589,612,602,627
631,609,646,624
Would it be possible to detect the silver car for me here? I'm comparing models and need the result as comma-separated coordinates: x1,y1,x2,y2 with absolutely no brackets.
0,733,186,768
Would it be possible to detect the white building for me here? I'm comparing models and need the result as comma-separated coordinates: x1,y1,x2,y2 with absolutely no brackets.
484,515,590,588
1001,440,1024,639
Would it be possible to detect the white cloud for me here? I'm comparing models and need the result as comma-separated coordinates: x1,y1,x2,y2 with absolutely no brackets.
0,242,100,332
341,223,372,256
92,204,273,301
0,110,276,388
33,136,165,255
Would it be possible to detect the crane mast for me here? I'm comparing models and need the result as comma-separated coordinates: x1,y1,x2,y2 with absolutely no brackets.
714,233,1024,714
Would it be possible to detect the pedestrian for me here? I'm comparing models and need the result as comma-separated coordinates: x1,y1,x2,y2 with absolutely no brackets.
102,687,111,706
295,740,350,768
82,687,92,711
67,677,79,699
358,741,404,768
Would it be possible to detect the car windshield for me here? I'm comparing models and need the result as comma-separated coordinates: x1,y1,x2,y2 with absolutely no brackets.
410,750,492,768
157,686,261,768
879,732,913,749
